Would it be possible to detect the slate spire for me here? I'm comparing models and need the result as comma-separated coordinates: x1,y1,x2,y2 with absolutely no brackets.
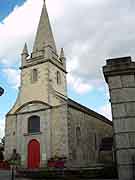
33,0,57,53
22,42,29,55
21,43,29,67
60,48,65,59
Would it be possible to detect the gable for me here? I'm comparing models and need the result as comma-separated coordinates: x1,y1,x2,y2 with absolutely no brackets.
15,101,51,114
68,98,112,126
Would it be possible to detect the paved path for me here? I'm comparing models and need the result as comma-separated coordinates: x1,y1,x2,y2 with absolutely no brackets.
0,170,30,180
0,170,117,180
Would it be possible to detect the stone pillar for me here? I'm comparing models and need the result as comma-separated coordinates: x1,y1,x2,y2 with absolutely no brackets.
103,56,135,180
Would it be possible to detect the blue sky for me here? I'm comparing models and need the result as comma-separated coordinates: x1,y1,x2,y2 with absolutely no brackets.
0,0,25,21
2,0,134,138
0,0,26,138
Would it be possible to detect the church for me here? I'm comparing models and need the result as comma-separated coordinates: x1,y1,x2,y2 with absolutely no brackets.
5,1,112,168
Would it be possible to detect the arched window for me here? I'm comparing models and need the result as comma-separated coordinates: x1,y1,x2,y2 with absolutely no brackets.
31,69,38,83
28,115,40,133
56,71,61,84
76,127,81,146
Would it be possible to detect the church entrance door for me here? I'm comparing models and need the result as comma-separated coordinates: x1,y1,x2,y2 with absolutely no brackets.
28,139,40,169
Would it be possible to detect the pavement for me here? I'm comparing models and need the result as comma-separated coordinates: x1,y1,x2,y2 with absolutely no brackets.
0,170,118,180
0,170,30,180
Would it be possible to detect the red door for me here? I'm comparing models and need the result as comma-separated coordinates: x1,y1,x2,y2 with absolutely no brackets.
28,139,40,169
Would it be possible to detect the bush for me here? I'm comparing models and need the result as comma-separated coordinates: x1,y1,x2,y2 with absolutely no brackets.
0,151,4,161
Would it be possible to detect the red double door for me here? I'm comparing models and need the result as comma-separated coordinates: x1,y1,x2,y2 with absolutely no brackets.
28,139,40,169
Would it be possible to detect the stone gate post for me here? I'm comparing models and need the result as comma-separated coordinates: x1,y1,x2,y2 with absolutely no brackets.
103,56,135,180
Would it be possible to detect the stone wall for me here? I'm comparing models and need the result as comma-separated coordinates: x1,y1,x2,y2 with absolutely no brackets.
103,56,135,180
49,61,67,99
5,115,17,160
67,100,113,167
5,102,52,167
5,100,70,168
51,103,69,158
9,62,49,114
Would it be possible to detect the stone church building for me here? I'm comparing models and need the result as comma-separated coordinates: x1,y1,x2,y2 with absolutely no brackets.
5,1,112,168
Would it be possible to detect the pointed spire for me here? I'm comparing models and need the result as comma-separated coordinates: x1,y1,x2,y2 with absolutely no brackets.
22,43,29,55
21,43,29,67
33,0,57,53
59,48,66,69
60,48,65,59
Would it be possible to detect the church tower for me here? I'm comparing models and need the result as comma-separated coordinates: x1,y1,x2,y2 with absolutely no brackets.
5,1,69,168
15,1,67,109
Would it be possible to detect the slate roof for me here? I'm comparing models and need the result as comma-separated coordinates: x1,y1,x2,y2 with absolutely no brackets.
68,98,113,126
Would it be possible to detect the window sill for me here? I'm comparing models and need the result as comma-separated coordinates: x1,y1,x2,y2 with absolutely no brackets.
24,132,42,136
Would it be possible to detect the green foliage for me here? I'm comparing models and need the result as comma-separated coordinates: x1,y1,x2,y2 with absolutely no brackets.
0,150,4,161
100,164,118,178
8,159,20,166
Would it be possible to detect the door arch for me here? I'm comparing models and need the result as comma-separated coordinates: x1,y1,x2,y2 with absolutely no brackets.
28,139,40,169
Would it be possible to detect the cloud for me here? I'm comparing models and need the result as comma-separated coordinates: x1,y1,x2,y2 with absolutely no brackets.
0,0,134,119
1,0,135,79
2,68,20,89
67,74,93,94
0,0,43,66
54,0,135,81
98,103,112,120
95,83,112,119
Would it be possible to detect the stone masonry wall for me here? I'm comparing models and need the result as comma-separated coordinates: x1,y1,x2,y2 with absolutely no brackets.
67,105,112,167
5,102,52,168
5,115,17,160
51,103,69,159
9,62,49,114
103,56,135,180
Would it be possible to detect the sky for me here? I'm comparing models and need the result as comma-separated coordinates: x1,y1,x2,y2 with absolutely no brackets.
0,0,135,138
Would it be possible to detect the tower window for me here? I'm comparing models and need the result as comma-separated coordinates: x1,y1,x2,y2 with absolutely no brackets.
28,115,40,133
95,133,97,150
76,127,81,146
31,69,38,83
56,71,61,84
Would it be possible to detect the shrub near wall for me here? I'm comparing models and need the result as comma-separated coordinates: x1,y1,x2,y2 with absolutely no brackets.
0,161,10,170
